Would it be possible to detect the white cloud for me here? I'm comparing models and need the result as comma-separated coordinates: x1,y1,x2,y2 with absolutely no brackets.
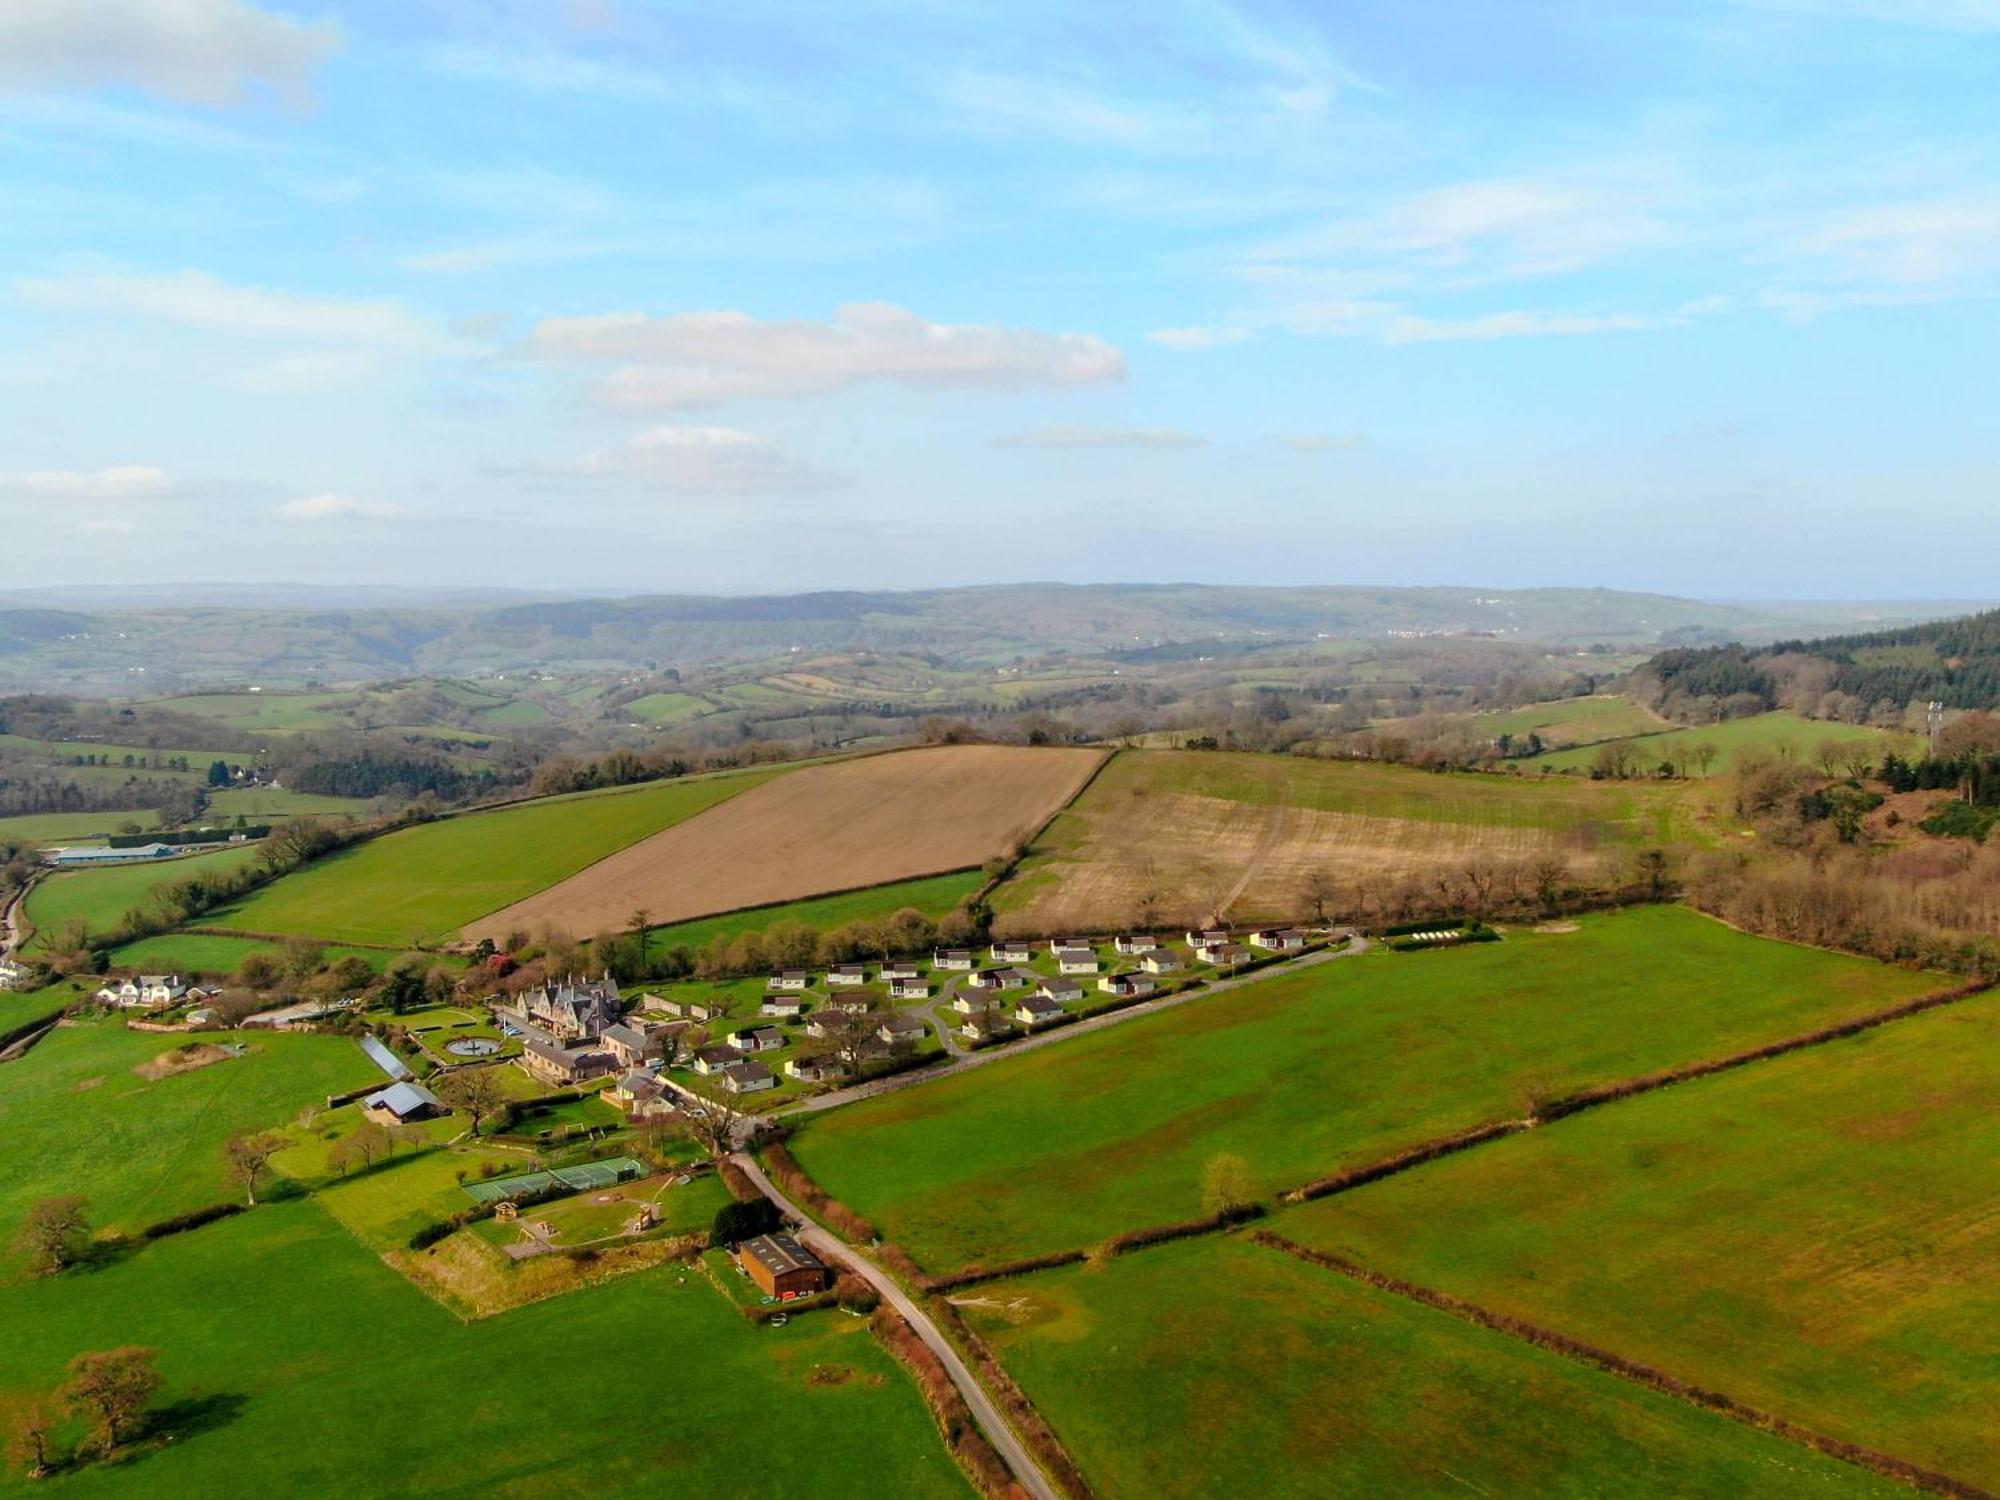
565,424,838,494
996,424,1204,450
1274,433,1364,453
78,518,139,535
933,69,1161,146
1253,174,1675,283
0,465,172,500
276,493,405,522
1790,191,2000,286
1381,309,1663,344
529,301,1124,409
15,267,451,354
0,0,339,109
1148,325,1253,351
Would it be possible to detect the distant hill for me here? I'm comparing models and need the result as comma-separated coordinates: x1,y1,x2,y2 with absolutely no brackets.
0,583,1977,695
1636,607,2000,718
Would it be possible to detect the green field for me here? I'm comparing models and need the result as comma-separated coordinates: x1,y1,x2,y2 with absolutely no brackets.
0,813,134,847
967,1237,1899,1499
621,691,711,723
24,844,267,949
641,869,984,953
209,767,786,947
1281,991,2000,1488
1469,693,1669,747
140,691,358,731
1521,711,1919,776
0,1021,379,1234
202,786,372,821
107,933,398,977
0,1203,970,1498
787,908,1936,1273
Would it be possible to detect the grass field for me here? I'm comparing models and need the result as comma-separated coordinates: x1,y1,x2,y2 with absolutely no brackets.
964,1236,1900,1498
993,748,1701,934
139,691,358,731
107,932,399,976
23,844,267,949
211,767,787,947
621,690,711,723
1470,693,1670,747
0,812,145,846
1521,711,1920,776
0,1021,379,1235
1280,990,2000,1489
202,786,372,821
786,908,1936,1273
639,869,985,953
0,1203,971,1498
469,746,1103,944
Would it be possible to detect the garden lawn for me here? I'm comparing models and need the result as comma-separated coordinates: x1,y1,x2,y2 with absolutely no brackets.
641,869,984,953
966,1237,1899,1499
304,1136,522,1251
0,1021,379,1236
209,766,786,946
0,1203,970,1499
787,907,1938,1273
1279,989,2000,1490
23,844,266,949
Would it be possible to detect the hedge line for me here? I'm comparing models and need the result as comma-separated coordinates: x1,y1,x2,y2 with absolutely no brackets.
140,1202,244,1241
1536,978,1996,1122
930,1297,1098,1500
760,1140,881,1243
1097,1202,1264,1259
924,1249,1088,1295
868,1306,1029,1500
1284,1120,1529,1204
1249,1232,1991,1500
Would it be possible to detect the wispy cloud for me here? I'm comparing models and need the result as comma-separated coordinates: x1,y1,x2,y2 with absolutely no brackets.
560,424,839,494
15,265,454,354
0,465,173,501
529,301,1123,409
996,424,1204,449
1273,432,1364,453
0,0,339,109
1250,172,1677,284
1787,190,2000,286
276,493,405,522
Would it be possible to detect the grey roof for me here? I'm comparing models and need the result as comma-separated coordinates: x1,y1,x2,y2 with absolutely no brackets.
1016,995,1064,1016
696,1044,744,1065
601,1023,650,1050
880,1014,926,1036
739,1232,824,1278
723,1060,774,1084
366,1080,443,1118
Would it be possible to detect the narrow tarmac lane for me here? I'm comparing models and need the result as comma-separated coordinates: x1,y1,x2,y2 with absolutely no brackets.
729,1151,1063,1500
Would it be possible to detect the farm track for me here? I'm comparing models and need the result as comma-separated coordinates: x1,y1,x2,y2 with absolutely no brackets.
731,1152,1065,1500
1249,1231,1993,1500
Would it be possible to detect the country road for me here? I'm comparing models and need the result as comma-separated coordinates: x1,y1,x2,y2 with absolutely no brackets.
729,1152,1063,1500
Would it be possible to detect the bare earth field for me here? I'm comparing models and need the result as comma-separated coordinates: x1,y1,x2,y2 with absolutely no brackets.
994,749,1698,934
467,744,1104,942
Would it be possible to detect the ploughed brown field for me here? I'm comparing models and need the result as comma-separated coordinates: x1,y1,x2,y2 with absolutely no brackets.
465,744,1105,942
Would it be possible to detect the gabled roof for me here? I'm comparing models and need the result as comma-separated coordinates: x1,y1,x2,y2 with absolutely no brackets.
365,1080,443,1118
739,1232,824,1277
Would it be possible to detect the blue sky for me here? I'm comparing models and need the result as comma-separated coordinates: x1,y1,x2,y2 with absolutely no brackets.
4,0,1998,597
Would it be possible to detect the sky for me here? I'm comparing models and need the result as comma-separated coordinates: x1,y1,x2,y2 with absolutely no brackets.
3,0,1999,598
